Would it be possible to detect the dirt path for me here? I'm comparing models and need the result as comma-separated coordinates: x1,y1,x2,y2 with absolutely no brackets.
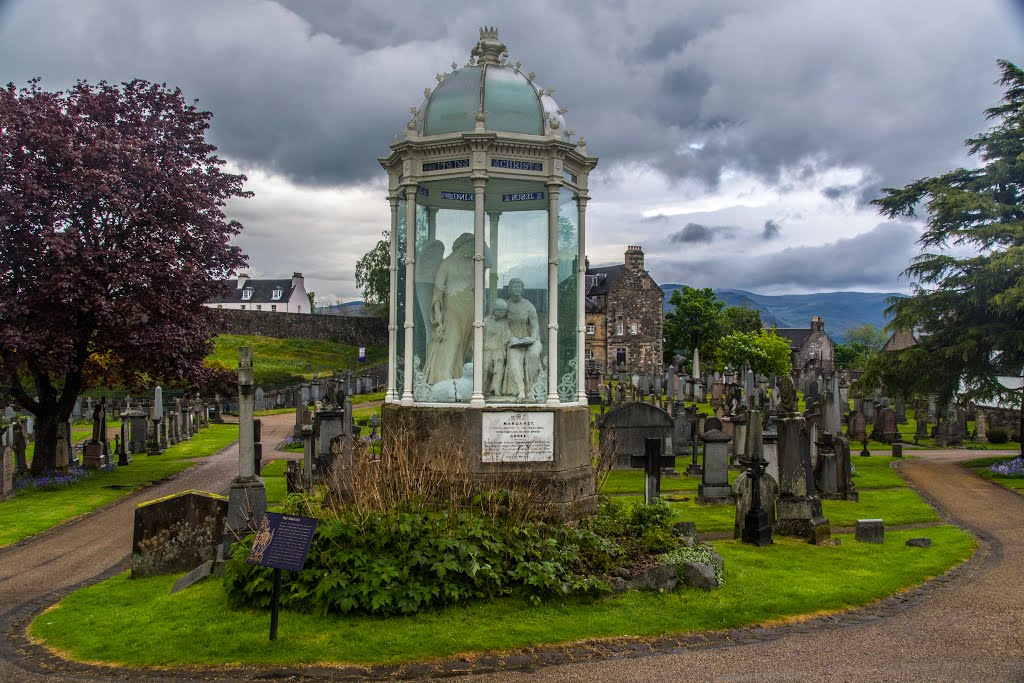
2,445,1023,681
0,412,295,683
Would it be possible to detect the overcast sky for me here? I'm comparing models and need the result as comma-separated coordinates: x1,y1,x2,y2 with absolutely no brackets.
2,0,1022,301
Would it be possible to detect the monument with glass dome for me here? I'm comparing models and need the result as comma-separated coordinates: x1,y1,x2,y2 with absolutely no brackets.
378,27,599,519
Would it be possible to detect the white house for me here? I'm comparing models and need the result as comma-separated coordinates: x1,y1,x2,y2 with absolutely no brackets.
204,272,311,314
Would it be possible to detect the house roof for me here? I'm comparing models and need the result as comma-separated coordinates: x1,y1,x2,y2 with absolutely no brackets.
773,328,813,350
208,279,296,305
585,265,625,297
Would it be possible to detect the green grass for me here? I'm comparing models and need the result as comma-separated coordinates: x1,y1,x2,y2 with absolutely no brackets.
254,408,296,417
607,455,937,535
962,454,1024,492
30,526,974,667
0,424,239,548
210,334,386,386
259,459,291,508
351,391,385,404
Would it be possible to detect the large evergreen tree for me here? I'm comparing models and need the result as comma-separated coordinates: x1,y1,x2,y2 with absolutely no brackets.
869,60,1024,432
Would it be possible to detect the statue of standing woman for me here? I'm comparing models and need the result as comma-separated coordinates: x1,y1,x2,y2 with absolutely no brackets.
423,233,476,384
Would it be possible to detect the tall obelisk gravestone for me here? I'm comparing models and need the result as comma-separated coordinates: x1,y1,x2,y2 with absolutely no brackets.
773,375,830,544
222,347,267,558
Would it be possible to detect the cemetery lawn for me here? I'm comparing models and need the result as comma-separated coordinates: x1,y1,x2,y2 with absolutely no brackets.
602,456,939,533
31,525,974,667
254,408,295,416
210,334,386,385
0,424,239,548
962,454,1024,492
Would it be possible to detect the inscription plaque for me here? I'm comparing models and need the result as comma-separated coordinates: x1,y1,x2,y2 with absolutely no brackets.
482,412,554,463
246,512,318,572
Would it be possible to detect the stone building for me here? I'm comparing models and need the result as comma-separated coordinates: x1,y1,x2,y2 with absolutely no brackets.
205,272,310,314
584,246,664,376
775,316,835,372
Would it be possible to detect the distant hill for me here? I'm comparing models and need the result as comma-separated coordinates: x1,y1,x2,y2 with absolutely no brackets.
660,286,906,342
318,301,370,316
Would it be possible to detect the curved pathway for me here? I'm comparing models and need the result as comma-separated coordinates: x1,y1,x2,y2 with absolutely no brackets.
1,446,1023,681
0,412,295,683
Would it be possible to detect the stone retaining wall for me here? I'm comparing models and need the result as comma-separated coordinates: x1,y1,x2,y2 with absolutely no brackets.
213,310,386,347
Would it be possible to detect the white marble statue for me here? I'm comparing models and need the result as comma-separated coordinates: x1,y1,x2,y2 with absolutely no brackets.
430,362,474,402
423,233,475,384
483,298,512,396
502,278,543,401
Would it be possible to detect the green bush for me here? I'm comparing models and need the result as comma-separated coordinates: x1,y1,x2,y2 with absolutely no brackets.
988,428,1009,444
582,498,678,554
223,508,614,616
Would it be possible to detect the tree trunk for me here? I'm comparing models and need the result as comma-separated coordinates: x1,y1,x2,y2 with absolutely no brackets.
30,406,62,475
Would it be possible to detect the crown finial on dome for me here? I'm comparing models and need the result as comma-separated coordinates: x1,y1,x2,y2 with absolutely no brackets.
472,26,507,65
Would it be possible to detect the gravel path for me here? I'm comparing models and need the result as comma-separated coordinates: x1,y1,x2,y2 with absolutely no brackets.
1,445,1022,681
0,412,295,683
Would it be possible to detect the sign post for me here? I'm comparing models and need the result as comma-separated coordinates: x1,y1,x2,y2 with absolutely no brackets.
358,346,366,364
246,511,318,641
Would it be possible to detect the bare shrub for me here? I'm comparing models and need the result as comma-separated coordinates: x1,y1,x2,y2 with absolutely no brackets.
321,423,543,526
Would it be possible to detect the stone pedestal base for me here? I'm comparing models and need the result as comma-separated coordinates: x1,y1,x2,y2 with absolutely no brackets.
686,463,702,476
221,476,267,559
381,404,596,522
697,484,733,504
82,442,104,469
775,514,831,544
741,508,773,546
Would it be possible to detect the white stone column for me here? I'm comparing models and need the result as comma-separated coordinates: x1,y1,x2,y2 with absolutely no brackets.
576,194,589,404
488,211,501,310
386,195,399,403
471,177,487,406
428,207,438,241
402,186,417,405
546,182,561,407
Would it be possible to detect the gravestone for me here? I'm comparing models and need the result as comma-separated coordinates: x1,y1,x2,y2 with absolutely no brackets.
855,519,884,544
600,402,674,470
895,398,907,424
697,430,732,504
131,491,228,577
774,376,830,544
733,470,777,540
1,446,13,501
873,407,899,443
126,410,149,455
847,410,867,442
672,404,695,456
973,410,989,444
12,421,28,475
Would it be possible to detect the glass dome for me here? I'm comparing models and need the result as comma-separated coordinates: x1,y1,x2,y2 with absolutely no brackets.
419,29,560,137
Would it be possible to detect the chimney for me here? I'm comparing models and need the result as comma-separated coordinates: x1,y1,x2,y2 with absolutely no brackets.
292,272,304,288
625,245,645,273
236,273,249,289
810,316,825,332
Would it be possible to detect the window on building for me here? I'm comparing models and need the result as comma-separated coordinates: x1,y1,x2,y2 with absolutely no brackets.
241,288,253,301
298,305,302,313
585,348,595,359
616,321,624,336
616,348,626,365
256,305,262,311
586,323,595,335
217,304,223,309
271,288,283,301
240,305,246,310
271,305,277,312
630,322,638,335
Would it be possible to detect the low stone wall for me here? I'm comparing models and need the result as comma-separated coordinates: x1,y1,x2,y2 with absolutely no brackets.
214,310,386,347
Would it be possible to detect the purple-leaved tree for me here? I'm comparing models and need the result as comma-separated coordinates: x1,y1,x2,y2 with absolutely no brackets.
0,79,250,473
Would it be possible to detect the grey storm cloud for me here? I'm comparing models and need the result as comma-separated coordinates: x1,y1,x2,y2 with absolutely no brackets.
668,222,737,244
761,220,781,240
1,0,1020,192
651,222,920,292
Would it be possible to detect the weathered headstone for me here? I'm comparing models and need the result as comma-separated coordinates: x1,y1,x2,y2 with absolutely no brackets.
855,519,884,544
1,446,14,501
131,491,228,577
599,402,674,470
773,376,830,544
697,429,732,504
847,410,867,442
12,421,28,476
